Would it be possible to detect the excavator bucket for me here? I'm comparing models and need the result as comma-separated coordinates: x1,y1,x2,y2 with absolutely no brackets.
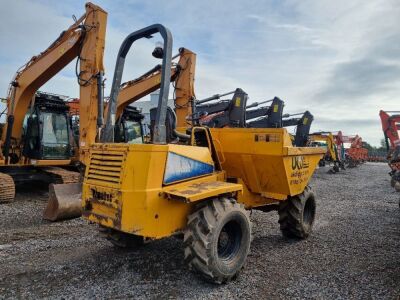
43,183,82,221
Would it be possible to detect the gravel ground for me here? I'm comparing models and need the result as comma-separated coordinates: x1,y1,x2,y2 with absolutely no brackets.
0,162,399,299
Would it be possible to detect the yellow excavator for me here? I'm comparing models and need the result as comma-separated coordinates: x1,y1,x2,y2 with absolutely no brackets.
0,2,197,222
0,3,107,204
309,131,343,173
81,24,325,284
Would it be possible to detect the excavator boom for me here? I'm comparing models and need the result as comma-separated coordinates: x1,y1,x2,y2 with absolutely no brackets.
2,3,107,167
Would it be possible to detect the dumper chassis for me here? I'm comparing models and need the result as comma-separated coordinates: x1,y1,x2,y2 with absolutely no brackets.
81,24,324,284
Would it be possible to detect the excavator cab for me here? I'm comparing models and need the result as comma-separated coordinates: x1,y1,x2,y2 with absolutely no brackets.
21,92,72,161
114,106,144,144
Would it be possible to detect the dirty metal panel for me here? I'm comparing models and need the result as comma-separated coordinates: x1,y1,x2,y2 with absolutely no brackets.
163,180,242,203
163,151,214,185
82,184,121,229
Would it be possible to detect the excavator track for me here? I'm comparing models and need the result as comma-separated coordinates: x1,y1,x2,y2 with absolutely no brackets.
41,167,80,184
0,173,16,203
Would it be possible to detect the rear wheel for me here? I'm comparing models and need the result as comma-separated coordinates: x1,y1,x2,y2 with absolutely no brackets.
184,198,251,284
278,186,316,239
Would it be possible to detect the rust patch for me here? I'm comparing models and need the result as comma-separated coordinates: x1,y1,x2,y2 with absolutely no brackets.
178,181,226,195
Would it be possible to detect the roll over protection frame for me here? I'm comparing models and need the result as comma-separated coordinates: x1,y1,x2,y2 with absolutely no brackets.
102,24,173,144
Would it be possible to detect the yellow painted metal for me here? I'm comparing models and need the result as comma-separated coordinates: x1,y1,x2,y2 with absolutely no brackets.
113,48,196,127
174,49,196,127
236,178,280,208
82,126,324,239
114,68,178,120
82,143,224,239
309,133,337,161
209,128,325,199
163,179,242,203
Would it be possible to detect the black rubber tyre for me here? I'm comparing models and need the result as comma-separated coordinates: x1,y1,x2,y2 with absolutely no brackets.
278,186,316,239
184,198,252,284
391,177,396,188
391,171,400,188
333,164,340,173
394,182,400,192
318,160,325,167
105,228,145,250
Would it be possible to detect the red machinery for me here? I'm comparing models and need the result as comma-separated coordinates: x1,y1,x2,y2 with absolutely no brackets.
341,134,368,167
379,110,400,189
333,131,346,166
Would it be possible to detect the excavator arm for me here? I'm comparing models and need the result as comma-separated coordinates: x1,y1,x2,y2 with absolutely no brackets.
2,3,107,166
76,47,196,132
310,133,338,162
111,47,196,126
379,110,400,151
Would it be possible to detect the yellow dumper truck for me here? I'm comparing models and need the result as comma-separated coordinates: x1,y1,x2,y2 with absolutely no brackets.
81,24,324,283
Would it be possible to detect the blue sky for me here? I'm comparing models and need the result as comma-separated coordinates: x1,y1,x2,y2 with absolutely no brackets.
1,0,399,146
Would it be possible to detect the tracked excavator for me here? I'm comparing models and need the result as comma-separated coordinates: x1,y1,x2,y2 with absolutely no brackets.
309,132,343,173
81,24,324,284
0,3,107,204
333,131,346,164
0,1,196,222
342,134,368,167
66,98,145,145
379,110,400,190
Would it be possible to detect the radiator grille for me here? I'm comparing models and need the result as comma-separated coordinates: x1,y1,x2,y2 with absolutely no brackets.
87,151,125,186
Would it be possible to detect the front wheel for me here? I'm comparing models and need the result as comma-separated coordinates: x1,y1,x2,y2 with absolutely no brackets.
184,198,252,284
278,186,316,239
